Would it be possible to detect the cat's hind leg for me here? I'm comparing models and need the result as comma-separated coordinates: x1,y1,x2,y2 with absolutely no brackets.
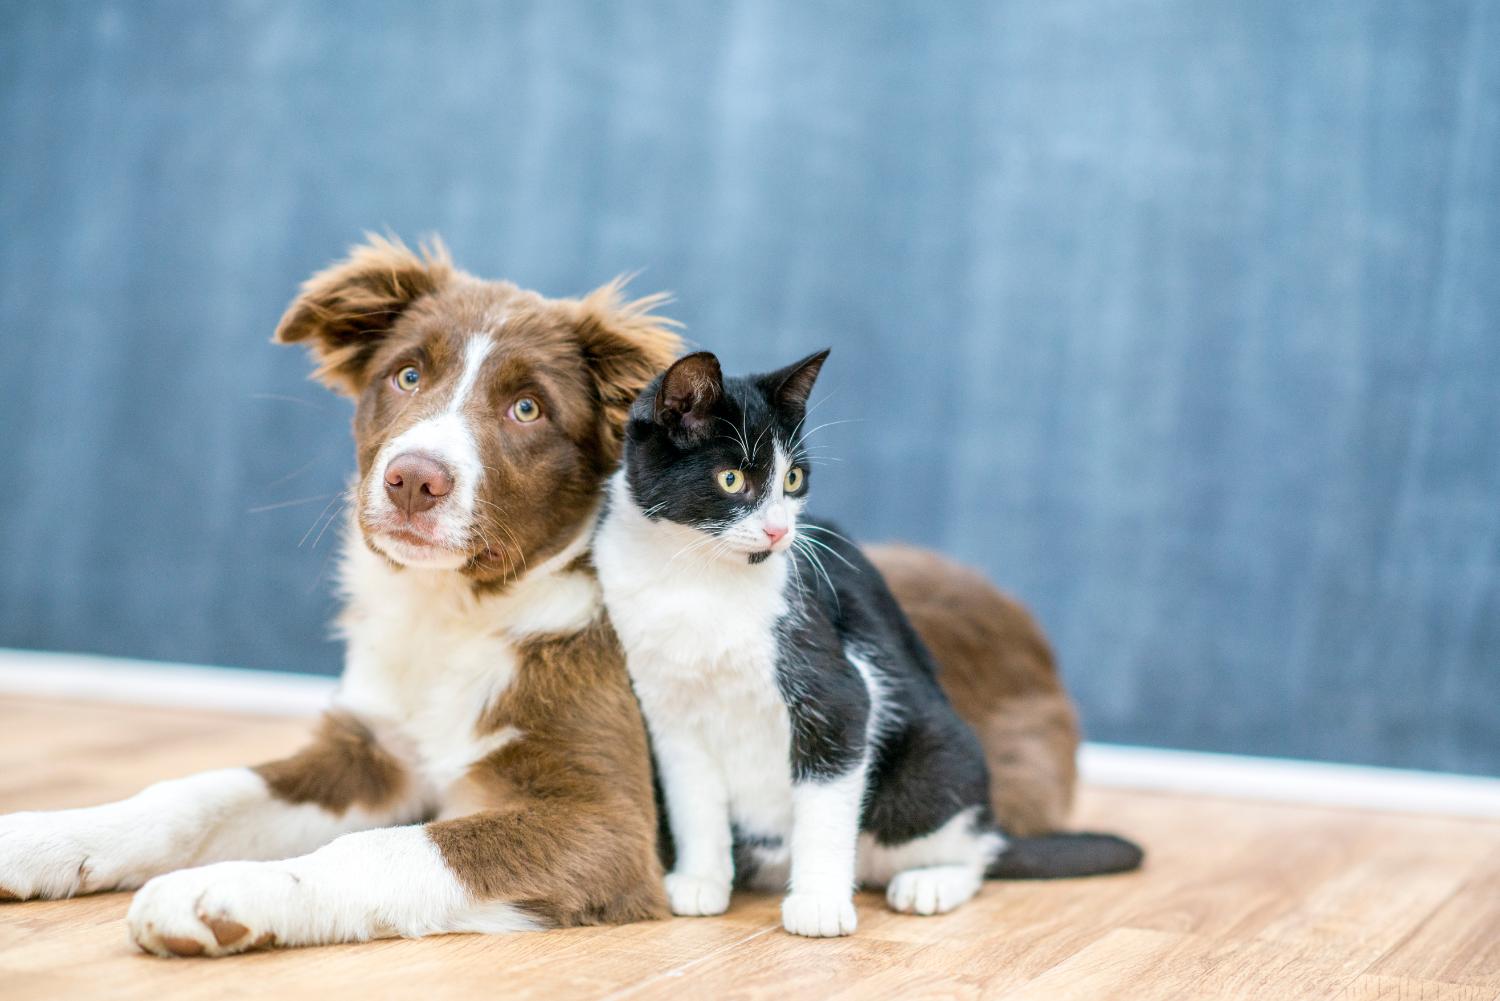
857,804,1003,917
885,864,983,915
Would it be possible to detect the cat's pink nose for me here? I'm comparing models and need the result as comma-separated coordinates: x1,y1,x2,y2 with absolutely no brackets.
764,525,788,546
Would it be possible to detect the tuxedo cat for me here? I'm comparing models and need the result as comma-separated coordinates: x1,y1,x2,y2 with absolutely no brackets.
592,349,1005,937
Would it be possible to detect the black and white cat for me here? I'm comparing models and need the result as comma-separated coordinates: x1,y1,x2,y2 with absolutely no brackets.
592,349,1005,938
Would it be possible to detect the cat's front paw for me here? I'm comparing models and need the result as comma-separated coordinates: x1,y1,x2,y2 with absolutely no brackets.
128,862,288,957
663,872,731,916
781,893,857,937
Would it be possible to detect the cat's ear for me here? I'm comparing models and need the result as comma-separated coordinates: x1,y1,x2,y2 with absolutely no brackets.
274,233,454,396
765,348,830,410
655,351,725,439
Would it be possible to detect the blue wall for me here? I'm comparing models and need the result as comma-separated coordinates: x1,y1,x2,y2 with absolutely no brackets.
3,1,1498,775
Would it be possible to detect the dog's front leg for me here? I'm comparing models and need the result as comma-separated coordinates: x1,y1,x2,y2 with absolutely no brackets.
127,823,540,956
128,789,670,956
0,711,422,900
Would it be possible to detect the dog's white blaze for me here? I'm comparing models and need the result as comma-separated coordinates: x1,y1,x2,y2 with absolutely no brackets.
365,333,496,569
447,333,496,417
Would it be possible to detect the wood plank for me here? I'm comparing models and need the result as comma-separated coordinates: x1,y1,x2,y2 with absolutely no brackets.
0,696,309,811
608,907,979,1001
991,927,1369,1001
1335,974,1499,1001
3,695,1500,1001
1365,845,1500,992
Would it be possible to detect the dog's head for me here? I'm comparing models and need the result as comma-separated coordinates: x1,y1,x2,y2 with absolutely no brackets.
276,234,681,585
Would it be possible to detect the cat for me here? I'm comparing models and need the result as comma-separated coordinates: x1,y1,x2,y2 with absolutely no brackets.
591,348,1005,937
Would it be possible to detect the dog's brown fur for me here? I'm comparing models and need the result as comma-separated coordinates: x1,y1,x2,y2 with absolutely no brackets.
428,617,668,925
252,712,409,814
868,544,1080,835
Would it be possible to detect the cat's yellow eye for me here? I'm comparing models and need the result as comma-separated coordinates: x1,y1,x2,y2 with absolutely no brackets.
394,366,420,392
717,469,746,494
511,397,542,423
784,467,804,493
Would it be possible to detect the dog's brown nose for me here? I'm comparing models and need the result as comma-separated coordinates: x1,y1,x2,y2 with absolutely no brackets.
383,452,454,517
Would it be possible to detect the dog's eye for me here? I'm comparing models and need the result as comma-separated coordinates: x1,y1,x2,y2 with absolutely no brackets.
784,467,804,493
394,366,420,392
511,397,542,423
717,469,746,494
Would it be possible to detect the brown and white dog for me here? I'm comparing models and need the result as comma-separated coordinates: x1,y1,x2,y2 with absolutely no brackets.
0,237,1085,955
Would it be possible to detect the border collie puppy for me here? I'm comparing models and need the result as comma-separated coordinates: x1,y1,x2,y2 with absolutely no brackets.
594,351,1004,937
0,237,684,953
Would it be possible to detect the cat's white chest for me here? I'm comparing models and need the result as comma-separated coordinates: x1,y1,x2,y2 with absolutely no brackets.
594,485,798,837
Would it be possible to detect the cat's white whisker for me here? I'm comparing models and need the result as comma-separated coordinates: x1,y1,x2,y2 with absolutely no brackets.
796,534,860,573
792,538,841,612
789,418,864,456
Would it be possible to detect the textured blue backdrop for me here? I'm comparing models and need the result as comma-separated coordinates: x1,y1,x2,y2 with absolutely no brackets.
3,1,1497,774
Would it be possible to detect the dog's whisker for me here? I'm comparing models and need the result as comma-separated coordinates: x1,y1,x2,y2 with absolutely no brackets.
248,491,343,514
249,393,337,416
309,502,349,550
306,538,343,596
266,447,345,490
300,492,351,547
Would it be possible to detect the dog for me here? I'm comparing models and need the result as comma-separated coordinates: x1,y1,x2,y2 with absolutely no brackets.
0,236,1116,955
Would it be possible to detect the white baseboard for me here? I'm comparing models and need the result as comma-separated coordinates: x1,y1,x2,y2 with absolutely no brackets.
0,648,336,718
1079,743,1500,820
3,648,1499,820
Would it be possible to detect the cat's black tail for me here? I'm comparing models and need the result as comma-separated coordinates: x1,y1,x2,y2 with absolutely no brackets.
986,832,1144,879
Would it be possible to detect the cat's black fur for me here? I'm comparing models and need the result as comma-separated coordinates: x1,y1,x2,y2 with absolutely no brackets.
623,349,998,870
619,349,1144,890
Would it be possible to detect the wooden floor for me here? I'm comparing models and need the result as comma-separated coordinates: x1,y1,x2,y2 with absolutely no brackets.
1,696,1497,1001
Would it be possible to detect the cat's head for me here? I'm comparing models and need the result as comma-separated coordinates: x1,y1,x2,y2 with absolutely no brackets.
622,348,829,564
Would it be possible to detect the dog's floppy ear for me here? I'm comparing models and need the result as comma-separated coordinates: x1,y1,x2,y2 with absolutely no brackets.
274,234,454,395
572,277,684,451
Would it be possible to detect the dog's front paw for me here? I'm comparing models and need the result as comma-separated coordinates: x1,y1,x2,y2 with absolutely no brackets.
781,893,857,937
128,863,288,958
0,811,98,900
663,872,731,916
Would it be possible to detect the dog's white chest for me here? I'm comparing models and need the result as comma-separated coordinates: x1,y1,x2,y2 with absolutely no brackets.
333,540,600,798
